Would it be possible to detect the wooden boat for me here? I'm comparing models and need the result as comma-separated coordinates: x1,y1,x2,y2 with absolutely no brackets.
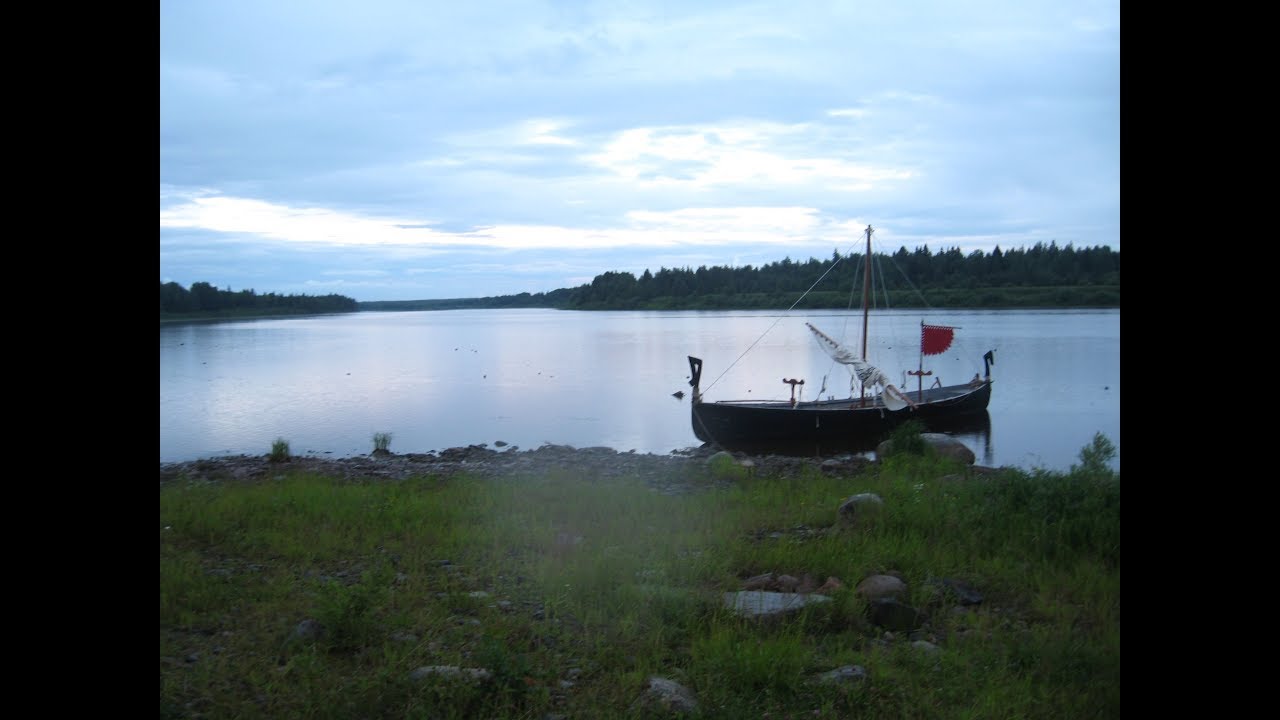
688,225,994,449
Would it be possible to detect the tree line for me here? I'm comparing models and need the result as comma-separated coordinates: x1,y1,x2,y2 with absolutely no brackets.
163,241,1119,316
160,281,359,318
358,288,577,312
561,241,1119,309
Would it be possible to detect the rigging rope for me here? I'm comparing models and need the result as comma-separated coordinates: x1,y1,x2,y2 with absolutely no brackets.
699,229,983,396
700,248,852,396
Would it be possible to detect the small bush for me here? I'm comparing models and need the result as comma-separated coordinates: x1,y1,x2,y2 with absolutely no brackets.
1072,432,1117,476
313,563,392,651
270,437,290,463
883,419,929,457
372,432,393,454
473,635,534,698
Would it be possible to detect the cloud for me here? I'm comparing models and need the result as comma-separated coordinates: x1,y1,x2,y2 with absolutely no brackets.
159,0,1119,301
582,122,914,191
160,189,855,251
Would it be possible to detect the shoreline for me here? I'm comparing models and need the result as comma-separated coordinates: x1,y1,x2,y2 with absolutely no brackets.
159,442,913,491
160,441,1015,496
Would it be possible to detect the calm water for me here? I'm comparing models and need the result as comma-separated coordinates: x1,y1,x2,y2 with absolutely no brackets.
159,308,1120,471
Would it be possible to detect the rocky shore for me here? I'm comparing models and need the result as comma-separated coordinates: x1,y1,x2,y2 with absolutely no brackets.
159,442,882,493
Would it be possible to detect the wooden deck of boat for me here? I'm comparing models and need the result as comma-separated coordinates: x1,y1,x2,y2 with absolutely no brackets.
710,382,988,410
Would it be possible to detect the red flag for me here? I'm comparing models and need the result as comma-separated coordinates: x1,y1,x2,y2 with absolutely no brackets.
921,324,955,356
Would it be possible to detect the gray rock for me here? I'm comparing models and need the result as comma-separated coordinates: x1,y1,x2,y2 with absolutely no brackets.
723,591,831,619
706,450,746,479
813,665,868,685
920,434,976,464
912,640,940,653
408,666,493,683
876,434,976,465
291,619,325,642
707,450,735,466
633,676,699,715
837,493,884,527
856,574,908,601
868,598,926,632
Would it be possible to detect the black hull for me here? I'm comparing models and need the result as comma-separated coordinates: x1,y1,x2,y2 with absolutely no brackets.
691,380,992,451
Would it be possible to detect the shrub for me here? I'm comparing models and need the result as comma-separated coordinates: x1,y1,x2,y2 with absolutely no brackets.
883,419,929,457
313,565,390,651
270,438,290,463
1072,432,1117,477
372,432,393,454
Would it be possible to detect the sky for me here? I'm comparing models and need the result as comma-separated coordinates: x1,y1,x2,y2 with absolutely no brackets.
159,0,1119,302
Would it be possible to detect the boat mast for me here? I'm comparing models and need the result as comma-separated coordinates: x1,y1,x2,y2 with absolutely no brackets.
861,224,871,360
912,323,928,402
859,225,872,406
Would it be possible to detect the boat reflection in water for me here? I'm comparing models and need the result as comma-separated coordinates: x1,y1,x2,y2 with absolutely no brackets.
703,410,993,464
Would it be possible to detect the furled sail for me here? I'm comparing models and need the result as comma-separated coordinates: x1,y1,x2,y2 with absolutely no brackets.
806,323,913,411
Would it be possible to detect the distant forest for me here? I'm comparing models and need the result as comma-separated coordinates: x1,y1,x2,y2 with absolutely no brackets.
161,242,1118,318
361,241,1120,312
159,281,359,320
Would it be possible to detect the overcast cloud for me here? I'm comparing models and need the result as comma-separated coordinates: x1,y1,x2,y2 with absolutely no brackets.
160,0,1119,301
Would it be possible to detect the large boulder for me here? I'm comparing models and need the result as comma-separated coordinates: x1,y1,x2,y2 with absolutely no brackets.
877,434,975,465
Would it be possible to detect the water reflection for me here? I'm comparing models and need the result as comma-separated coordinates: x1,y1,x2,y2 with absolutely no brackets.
710,410,994,463
161,308,1117,471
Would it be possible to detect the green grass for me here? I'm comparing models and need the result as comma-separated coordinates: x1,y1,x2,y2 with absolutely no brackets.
160,446,1120,719
882,419,931,458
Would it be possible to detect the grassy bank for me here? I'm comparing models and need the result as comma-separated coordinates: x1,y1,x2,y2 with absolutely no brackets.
160,447,1120,719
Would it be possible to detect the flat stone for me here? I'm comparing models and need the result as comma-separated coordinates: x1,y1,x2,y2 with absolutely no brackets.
813,665,868,685
408,666,493,683
723,591,831,618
